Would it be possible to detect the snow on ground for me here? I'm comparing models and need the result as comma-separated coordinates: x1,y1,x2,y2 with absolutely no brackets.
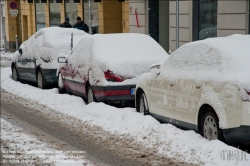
1,51,14,67
1,67,250,166
1,118,92,166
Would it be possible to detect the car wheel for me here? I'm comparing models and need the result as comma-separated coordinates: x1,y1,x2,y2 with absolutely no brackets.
58,73,66,94
12,66,19,81
201,108,224,141
37,71,45,89
139,92,150,115
87,85,96,104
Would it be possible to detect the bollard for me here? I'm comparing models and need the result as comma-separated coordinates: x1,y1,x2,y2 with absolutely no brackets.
4,35,7,52
16,35,19,51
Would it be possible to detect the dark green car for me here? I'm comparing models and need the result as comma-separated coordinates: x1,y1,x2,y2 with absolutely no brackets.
11,27,88,89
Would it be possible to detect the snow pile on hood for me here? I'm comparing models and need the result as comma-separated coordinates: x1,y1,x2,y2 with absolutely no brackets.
67,37,94,82
15,27,88,69
161,34,250,89
92,33,168,78
69,33,168,85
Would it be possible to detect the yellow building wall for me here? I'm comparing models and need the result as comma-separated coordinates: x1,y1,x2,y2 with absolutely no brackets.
5,0,131,48
5,0,20,49
20,0,36,42
98,0,122,34
45,2,49,27
78,1,83,20
122,0,129,33
60,1,65,23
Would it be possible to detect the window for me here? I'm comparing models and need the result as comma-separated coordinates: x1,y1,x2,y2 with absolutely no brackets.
83,0,99,34
49,0,61,27
35,0,46,31
199,0,217,40
65,0,78,26
148,0,169,51
193,0,217,41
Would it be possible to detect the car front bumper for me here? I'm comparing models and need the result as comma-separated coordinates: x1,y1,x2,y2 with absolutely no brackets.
92,85,136,102
223,125,250,146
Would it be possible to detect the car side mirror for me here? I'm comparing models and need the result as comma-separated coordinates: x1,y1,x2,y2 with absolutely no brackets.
149,64,161,74
58,57,67,63
19,48,22,55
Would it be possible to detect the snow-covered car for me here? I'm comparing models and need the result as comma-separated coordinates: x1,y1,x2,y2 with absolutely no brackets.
11,27,88,88
58,33,168,104
135,34,250,146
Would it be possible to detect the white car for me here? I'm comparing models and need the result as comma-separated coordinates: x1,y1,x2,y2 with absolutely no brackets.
135,34,250,146
11,27,88,88
58,33,168,104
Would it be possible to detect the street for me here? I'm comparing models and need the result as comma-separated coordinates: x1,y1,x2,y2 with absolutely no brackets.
1,89,194,166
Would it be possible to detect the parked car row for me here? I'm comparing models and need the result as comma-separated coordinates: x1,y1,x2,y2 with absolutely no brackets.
11,27,250,146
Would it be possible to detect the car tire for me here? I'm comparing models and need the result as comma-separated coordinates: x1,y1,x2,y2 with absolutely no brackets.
201,108,224,141
139,92,150,115
12,66,19,81
37,70,45,89
58,73,66,94
87,85,96,104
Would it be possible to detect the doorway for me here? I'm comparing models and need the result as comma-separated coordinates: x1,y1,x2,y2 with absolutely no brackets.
148,0,169,51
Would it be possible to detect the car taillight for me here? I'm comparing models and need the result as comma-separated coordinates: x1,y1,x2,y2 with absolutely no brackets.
104,70,123,82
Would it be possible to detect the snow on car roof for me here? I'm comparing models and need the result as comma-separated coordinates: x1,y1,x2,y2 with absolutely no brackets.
162,34,250,87
35,27,87,53
92,33,168,59
20,27,88,59
92,33,169,77
70,33,168,79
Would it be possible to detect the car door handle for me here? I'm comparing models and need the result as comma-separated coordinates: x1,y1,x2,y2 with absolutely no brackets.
195,86,201,89
170,84,174,87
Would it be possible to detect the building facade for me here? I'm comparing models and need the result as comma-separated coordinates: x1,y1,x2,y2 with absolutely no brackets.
4,0,129,50
2,0,250,51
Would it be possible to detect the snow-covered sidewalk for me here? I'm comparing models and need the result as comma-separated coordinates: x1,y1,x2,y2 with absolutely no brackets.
1,118,92,166
0,51,14,67
1,67,249,166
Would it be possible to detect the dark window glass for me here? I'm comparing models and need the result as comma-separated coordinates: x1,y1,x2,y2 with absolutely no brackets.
198,0,217,40
148,0,169,51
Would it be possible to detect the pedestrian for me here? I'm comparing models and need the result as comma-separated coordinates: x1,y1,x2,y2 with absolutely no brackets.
59,17,72,28
73,16,89,33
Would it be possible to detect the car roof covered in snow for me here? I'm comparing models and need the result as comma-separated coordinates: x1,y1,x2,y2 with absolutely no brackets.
70,33,169,78
161,34,250,87
20,27,88,58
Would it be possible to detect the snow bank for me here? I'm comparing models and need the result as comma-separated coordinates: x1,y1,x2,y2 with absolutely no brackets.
1,67,249,166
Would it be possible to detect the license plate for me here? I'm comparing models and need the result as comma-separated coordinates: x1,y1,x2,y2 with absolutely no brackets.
130,88,135,95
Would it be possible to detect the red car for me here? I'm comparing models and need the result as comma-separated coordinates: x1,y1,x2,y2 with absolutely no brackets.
57,34,168,104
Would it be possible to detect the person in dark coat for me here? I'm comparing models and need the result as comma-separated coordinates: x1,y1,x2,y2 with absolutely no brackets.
59,17,72,28
73,16,89,33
